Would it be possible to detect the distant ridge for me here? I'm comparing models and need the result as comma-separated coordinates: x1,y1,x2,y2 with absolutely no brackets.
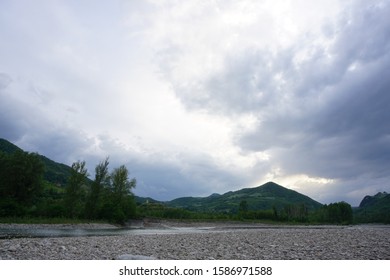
166,181,322,213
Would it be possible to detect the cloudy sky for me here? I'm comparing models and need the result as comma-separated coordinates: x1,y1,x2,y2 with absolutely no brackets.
1,0,390,205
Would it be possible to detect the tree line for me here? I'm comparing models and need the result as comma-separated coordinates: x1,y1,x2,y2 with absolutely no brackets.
0,150,136,224
136,199,354,224
237,200,353,224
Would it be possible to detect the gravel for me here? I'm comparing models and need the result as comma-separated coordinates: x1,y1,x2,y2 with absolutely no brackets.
1,223,389,260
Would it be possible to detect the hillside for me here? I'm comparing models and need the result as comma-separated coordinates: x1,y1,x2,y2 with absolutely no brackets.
0,138,71,187
354,192,390,223
0,138,22,153
166,181,322,213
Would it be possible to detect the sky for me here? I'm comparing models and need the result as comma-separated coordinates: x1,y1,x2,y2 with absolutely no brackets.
1,0,390,206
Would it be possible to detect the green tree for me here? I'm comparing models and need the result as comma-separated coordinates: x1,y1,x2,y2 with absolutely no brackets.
85,157,110,219
327,201,353,224
312,201,353,224
0,150,44,216
111,165,134,203
65,160,88,218
283,203,308,222
109,165,136,224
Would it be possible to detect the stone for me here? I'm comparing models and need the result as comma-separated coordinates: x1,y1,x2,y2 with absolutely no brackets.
116,254,157,260
8,245,19,252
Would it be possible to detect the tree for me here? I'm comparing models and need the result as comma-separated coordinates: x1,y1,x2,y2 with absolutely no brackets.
327,201,353,224
282,203,308,222
85,157,110,219
0,151,44,204
111,165,134,203
65,160,88,218
108,165,136,224
312,201,353,224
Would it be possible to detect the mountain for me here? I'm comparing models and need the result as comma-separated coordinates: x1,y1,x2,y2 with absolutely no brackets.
359,192,389,208
0,138,72,186
166,181,323,213
354,192,390,223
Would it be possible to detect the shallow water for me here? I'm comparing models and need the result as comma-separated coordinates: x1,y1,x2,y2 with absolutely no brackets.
0,226,214,239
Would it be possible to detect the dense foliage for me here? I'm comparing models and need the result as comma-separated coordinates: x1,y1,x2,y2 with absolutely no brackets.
0,150,44,216
354,192,390,223
136,199,354,225
0,148,137,224
235,200,353,224
310,202,353,224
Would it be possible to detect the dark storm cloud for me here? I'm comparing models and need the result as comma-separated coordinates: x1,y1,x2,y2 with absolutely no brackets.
238,1,390,185
156,0,390,203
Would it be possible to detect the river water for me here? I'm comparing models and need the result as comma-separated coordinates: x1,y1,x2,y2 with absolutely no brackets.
0,226,215,239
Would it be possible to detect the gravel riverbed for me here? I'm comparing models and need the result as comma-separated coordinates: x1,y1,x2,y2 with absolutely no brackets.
1,223,389,260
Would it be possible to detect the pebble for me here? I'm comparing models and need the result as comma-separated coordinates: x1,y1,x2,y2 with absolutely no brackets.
0,224,389,260
116,254,157,260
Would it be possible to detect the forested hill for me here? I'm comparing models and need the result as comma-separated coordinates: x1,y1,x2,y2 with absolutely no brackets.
166,181,323,213
354,192,390,223
0,138,72,186
0,138,136,223
0,138,21,153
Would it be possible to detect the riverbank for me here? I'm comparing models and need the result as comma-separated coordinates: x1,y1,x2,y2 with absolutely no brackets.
1,222,389,260
0,222,118,230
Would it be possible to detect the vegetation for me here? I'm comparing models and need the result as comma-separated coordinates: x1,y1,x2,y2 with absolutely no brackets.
310,202,353,224
136,200,354,225
0,138,388,225
354,192,390,223
0,139,137,225
166,182,322,213
0,150,44,216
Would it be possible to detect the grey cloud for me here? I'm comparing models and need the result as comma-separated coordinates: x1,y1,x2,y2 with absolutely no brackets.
131,151,250,201
0,73,92,164
238,1,390,186
85,141,250,201
334,1,390,63
158,0,390,200
170,48,290,116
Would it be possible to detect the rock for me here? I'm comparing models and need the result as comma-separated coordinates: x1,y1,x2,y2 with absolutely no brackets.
8,245,19,252
116,254,157,260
